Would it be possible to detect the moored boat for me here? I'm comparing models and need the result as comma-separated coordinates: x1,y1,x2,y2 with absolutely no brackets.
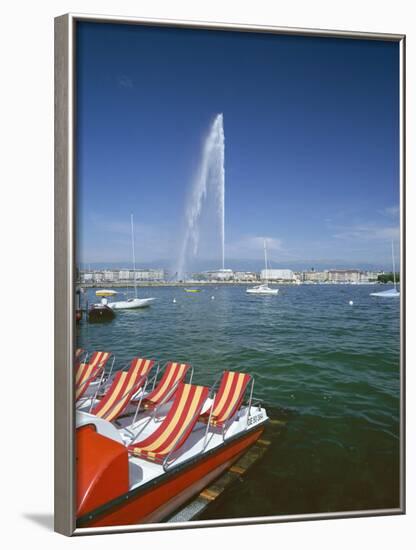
96,289,118,297
370,287,400,298
88,302,116,322
107,215,155,310
246,239,279,296
75,368,268,527
108,297,155,310
370,241,400,298
246,283,279,295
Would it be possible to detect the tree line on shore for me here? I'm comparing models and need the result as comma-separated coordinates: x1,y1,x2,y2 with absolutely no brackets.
377,273,400,283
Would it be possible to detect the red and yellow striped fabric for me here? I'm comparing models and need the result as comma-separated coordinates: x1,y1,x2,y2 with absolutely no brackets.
128,357,155,378
128,383,209,462
75,351,111,401
202,371,251,427
91,358,154,422
139,362,190,409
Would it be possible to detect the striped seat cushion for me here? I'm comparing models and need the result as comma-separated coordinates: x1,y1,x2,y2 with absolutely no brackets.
202,371,251,427
92,357,154,422
129,384,209,462
129,357,155,377
75,351,111,401
140,362,190,409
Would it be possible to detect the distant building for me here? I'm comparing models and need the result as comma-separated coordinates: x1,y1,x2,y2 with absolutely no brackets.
81,272,93,282
79,268,165,283
134,269,165,281
203,269,234,281
363,271,380,282
328,269,362,283
261,269,294,281
302,271,328,283
118,270,132,280
234,271,259,282
103,270,116,282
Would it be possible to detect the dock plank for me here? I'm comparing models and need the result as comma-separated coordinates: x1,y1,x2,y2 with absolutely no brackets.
167,440,270,523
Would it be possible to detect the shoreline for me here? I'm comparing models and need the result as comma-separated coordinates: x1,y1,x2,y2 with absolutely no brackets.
76,281,384,288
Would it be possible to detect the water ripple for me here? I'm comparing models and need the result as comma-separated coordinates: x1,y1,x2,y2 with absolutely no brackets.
77,284,400,517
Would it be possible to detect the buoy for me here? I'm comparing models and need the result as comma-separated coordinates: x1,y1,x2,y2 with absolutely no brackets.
173,298,177,303
349,300,353,306
211,296,215,300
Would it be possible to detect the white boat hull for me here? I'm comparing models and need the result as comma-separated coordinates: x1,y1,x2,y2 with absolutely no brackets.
370,288,400,298
108,297,155,310
246,285,279,295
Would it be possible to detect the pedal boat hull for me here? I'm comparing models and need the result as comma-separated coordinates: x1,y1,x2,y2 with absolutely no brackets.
77,423,265,528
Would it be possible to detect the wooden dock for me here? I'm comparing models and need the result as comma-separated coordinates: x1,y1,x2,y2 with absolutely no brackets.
167,437,272,523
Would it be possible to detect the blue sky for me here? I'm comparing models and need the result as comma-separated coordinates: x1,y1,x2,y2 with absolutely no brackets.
76,22,400,271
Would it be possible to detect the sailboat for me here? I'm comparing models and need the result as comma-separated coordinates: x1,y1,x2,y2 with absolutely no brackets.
246,239,279,295
108,214,155,310
370,241,400,298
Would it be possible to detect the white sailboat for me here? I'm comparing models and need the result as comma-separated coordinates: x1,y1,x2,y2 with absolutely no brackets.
246,239,279,295
370,241,400,298
108,214,155,310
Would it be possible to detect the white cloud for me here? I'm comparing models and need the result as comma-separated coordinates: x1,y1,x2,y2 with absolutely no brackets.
333,223,400,241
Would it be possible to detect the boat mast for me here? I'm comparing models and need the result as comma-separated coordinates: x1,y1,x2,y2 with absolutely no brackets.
264,239,268,284
391,240,397,290
131,213,137,299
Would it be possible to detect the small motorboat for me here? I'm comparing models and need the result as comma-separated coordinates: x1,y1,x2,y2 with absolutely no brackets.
75,368,268,528
96,289,118,297
184,288,202,293
88,300,116,323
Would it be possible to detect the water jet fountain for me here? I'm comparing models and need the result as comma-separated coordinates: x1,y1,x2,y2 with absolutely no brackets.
176,114,225,280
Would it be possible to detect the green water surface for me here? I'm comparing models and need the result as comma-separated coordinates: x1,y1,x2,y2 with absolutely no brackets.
76,284,401,519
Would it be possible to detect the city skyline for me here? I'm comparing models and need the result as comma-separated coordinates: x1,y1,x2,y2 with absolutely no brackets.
76,258,398,274
76,265,395,287
76,23,400,270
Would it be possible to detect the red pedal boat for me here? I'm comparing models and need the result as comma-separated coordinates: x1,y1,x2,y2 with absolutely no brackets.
76,370,269,528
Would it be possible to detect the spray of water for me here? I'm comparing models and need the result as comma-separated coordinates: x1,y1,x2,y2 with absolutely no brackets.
176,114,225,279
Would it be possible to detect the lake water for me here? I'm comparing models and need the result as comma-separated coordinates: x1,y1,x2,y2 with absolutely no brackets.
76,284,401,519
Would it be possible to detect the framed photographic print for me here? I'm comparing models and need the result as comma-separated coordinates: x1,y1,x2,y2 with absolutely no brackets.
54,13,405,536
